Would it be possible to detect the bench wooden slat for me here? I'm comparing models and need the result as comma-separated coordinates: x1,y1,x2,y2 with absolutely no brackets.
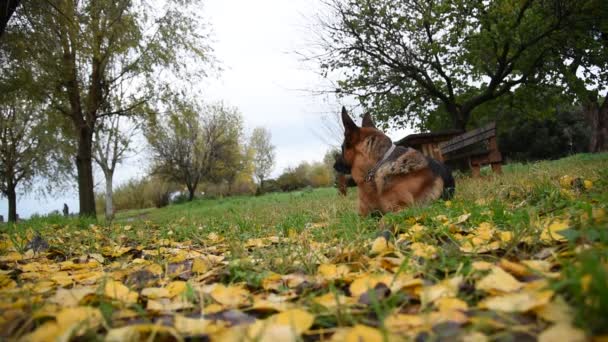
439,122,496,152
441,130,496,155
438,121,502,177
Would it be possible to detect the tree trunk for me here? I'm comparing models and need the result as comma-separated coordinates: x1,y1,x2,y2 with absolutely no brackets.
7,185,17,223
446,104,468,131
187,184,196,201
584,95,608,153
76,126,97,218
104,171,114,221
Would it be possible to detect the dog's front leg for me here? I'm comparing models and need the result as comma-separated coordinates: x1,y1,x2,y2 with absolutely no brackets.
358,190,380,216
358,200,371,216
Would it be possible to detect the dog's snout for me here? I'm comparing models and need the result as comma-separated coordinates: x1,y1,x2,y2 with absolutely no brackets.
333,155,351,174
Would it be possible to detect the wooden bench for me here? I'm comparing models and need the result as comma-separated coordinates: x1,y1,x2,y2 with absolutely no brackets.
439,122,502,177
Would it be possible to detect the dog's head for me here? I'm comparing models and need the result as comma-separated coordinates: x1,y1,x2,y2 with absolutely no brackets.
333,107,391,174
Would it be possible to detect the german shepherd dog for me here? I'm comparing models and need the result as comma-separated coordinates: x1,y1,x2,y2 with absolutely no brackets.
334,107,455,216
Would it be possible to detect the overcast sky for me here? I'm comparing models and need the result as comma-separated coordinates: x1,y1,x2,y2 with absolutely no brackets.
0,0,413,219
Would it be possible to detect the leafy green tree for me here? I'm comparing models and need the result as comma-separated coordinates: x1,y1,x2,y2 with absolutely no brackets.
9,0,212,217
250,127,275,192
206,103,245,193
146,98,243,201
551,0,608,152
0,21,65,222
0,96,50,222
314,0,583,131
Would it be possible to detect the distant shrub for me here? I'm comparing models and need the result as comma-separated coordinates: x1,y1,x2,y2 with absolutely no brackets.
96,175,178,213
261,179,281,193
203,178,256,198
276,161,333,192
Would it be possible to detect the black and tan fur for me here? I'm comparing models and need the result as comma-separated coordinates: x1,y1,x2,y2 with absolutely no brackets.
334,107,455,216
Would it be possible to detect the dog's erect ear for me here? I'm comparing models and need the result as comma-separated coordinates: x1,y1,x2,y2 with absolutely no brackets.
361,113,376,128
341,106,358,133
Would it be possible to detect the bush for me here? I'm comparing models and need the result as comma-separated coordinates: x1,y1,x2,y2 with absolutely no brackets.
276,161,333,192
203,178,256,198
261,179,281,193
96,175,178,214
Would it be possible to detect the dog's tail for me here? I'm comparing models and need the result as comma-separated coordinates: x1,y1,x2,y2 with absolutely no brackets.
427,158,455,200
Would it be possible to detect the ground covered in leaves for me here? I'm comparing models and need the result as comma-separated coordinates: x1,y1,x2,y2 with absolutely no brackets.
1,154,608,341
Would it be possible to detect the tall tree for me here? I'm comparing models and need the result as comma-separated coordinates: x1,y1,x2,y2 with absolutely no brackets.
553,0,608,152
0,18,63,222
208,105,245,194
10,0,212,218
313,0,582,131
147,99,243,201
93,115,138,220
0,97,49,222
249,127,275,192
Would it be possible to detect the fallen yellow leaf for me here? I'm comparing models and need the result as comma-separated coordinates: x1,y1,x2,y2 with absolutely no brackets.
421,276,462,305
479,290,553,312
317,263,350,281
435,297,468,312
349,274,392,297
105,324,180,342
371,236,392,254
104,280,138,303
141,287,171,299
410,242,437,259
534,296,574,324
477,267,523,293
192,258,209,274
210,284,251,307
331,324,384,342
174,315,223,336
540,219,571,242
538,323,586,342
48,287,96,307
272,309,314,334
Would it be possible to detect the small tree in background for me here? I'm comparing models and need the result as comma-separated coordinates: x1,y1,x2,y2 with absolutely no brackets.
146,98,243,201
93,115,139,220
249,127,275,193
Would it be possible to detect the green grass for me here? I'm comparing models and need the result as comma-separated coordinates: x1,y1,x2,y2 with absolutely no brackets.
2,153,608,339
